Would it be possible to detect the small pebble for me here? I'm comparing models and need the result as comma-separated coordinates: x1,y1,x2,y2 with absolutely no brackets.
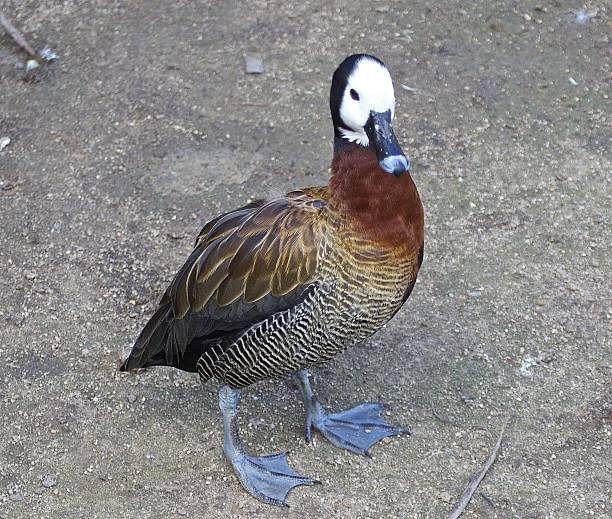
575,9,598,23
245,56,264,74
24,59,47,82
41,473,57,488
0,136,10,151
439,491,452,503
25,59,40,73
40,46,59,62
539,351,556,364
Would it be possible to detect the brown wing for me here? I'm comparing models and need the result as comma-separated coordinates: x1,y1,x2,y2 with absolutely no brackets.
172,191,324,315
121,188,327,371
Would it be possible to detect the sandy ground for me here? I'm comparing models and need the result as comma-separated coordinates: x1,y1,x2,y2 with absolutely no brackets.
0,1,610,518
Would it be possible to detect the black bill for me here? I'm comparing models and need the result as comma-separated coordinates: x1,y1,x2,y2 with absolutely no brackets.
364,110,410,176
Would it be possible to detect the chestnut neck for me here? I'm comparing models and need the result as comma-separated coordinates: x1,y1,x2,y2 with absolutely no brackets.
328,143,424,250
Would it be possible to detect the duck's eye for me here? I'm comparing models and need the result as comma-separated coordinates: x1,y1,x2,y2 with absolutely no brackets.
349,88,360,101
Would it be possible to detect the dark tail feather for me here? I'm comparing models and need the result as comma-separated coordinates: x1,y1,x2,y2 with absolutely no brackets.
120,301,175,371
120,300,239,373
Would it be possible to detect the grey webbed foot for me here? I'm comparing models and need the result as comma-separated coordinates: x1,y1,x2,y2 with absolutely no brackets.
219,385,317,507
293,370,408,456
305,399,407,456
230,452,319,507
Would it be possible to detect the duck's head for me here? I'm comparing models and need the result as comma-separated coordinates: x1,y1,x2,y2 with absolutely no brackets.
330,54,409,176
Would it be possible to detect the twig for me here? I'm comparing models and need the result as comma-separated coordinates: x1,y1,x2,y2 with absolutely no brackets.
447,418,508,519
400,83,435,102
400,84,417,92
0,13,37,57
237,101,272,107
480,492,496,508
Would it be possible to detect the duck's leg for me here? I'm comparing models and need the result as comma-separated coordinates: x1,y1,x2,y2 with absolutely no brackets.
292,370,407,457
218,385,318,507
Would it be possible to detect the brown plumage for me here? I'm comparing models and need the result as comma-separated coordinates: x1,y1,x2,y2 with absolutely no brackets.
329,144,424,251
121,193,324,372
121,53,425,507
121,142,423,384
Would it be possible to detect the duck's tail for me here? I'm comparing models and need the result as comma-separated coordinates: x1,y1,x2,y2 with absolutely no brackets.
120,300,178,371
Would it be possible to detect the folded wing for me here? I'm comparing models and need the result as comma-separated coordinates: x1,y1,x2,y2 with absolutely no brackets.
120,189,326,372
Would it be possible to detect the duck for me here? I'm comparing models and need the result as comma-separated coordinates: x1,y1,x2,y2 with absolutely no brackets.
121,54,424,507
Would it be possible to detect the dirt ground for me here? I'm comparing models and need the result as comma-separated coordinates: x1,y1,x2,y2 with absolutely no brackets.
0,1,610,518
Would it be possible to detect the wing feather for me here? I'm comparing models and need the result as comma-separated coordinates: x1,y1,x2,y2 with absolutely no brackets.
191,256,232,312
122,190,327,371
185,194,324,311
196,199,265,244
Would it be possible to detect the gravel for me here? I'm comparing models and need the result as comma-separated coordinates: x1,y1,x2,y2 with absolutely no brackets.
0,1,609,518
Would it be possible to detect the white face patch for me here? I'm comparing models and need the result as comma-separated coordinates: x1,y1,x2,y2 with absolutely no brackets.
339,57,395,145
